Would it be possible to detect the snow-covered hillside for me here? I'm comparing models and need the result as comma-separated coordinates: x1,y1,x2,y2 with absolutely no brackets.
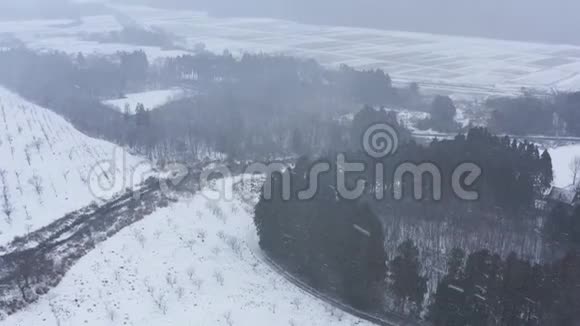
2,177,371,326
0,15,189,61
0,87,148,247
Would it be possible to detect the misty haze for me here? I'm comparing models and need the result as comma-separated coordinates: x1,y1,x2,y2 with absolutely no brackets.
0,1,579,326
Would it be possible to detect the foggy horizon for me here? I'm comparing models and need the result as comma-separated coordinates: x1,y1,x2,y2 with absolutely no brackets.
131,0,580,45
2,0,580,45
1,1,580,326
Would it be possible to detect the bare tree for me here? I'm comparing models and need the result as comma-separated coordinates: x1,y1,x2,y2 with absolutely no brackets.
571,156,580,186
0,169,13,222
165,272,177,288
152,292,168,314
213,271,225,286
223,311,233,326
48,295,63,326
192,278,203,291
29,174,43,197
2,195,13,224
291,298,301,310
24,146,32,165
175,286,185,300
133,229,146,248
186,266,196,281
104,304,117,322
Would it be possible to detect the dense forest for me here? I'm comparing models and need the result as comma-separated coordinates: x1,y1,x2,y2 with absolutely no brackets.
0,47,422,161
252,106,579,324
430,249,580,325
253,129,578,324
487,92,580,136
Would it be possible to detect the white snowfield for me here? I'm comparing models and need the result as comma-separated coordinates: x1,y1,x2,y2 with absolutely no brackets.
113,4,580,96
0,14,190,61
0,86,150,247
103,88,185,113
3,4,580,96
3,177,372,326
550,144,580,187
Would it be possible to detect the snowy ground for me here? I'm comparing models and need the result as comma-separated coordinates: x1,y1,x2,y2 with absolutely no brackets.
549,144,580,187
113,5,580,96
2,177,371,326
3,4,580,96
0,86,151,247
0,14,190,61
103,88,185,113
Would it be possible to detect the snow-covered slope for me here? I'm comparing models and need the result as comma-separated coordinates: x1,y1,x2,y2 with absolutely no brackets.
0,86,147,246
2,177,371,326
0,15,189,60
550,144,580,187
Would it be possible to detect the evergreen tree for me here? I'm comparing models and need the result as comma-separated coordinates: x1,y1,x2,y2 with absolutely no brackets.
389,240,427,315
429,249,468,326
540,150,554,190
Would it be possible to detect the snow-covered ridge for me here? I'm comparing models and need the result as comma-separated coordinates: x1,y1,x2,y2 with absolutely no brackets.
0,86,146,246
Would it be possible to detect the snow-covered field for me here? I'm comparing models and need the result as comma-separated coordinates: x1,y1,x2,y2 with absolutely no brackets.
113,5,580,96
103,88,185,113
550,144,580,187
2,177,371,326
0,14,190,61
3,4,580,96
0,86,149,247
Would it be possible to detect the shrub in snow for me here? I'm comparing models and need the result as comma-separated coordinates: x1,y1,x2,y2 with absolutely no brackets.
192,278,203,291
186,267,196,281
153,293,168,315
165,273,177,288
133,229,147,248
175,286,185,300
213,271,225,286
291,298,301,310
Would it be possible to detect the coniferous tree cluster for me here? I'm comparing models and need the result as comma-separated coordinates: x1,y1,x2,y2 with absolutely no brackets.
417,95,460,132
544,204,580,246
430,249,580,326
349,121,553,217
488,92,580,136
388,240,427,316
254,158,388,311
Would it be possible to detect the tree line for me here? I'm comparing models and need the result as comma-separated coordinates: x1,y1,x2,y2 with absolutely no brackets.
351,107,553,217
0,47,430,161
488,92,580,136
